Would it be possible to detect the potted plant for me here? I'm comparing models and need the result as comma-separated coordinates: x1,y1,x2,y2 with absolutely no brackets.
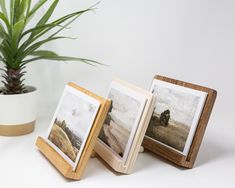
0,0,99,136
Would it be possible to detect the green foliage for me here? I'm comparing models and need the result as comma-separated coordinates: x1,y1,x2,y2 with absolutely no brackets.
0,0,100,94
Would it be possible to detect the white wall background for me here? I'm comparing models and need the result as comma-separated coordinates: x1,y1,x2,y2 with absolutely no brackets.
21,0,234,120
1,1,235,187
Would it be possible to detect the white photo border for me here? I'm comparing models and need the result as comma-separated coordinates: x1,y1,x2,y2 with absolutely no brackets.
146,79,207,156
45,84,100,171
98,81,147,163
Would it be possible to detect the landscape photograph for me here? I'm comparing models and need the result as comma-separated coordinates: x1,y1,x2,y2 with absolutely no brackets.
99,86,144,158
48,91,99,163
146,81,203,154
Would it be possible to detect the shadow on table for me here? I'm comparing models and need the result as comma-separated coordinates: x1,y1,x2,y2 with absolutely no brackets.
195,139,232,168
135,139,232,170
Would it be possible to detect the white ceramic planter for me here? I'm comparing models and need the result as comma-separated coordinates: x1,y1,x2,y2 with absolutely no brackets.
0,86,38,136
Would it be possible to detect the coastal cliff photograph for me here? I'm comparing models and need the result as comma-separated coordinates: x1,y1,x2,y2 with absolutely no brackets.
99,86,144,158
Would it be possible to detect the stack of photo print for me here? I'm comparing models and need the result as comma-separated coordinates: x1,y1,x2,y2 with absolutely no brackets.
37,75,216,180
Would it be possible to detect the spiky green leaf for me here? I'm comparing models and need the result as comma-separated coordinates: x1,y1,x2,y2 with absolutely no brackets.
36,0,59,26
0,0,8,18
0,12,10,30
28,0,47,20
13,0,21,24
30,0,59,38
10,0,15,25
22,54,101,67
19,0,30,20
30,50,58,57
12,19,25,50
19,9,91,55
18,36,71,61
0,0,101,94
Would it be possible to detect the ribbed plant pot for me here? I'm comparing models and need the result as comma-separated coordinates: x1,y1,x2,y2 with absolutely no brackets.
0,86,38,136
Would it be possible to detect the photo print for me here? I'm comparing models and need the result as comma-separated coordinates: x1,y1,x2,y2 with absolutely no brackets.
98,81,147,162
146,79,207,156
46,85,100,170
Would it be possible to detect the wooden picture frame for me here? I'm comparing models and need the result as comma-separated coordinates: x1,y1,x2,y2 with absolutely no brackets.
36,82,111,180
143,75,217,168
94,79,156,174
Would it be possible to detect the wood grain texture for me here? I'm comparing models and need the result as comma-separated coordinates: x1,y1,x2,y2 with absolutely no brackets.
36,82,111,180
94,79,155,174
143,75,217,168
0,121,35,136
125,95,156,174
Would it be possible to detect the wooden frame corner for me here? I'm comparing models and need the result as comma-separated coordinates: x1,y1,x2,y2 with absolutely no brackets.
143,75,217,168
36,83,111,180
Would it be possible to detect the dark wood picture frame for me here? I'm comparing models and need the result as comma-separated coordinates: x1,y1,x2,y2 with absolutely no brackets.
143,75,217,168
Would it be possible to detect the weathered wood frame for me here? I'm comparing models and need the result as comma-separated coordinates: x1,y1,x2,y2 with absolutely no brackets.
36,82,111,180
143,75,217,168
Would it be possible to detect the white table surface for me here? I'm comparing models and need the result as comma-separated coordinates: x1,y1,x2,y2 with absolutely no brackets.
0,105,234,188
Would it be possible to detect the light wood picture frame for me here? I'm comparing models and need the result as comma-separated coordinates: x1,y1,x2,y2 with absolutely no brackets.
36,82,111,180
143,75,217,168
94,79,156,174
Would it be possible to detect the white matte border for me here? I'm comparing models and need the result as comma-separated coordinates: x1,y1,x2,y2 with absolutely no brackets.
99,81,147,163
45,84,100,171
146,79,207,156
